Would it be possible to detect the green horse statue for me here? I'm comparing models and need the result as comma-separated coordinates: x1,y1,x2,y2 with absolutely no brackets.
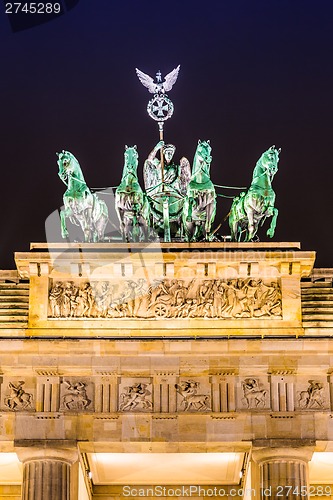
57,150,108,242
115,145,150,242
182,140,216,242
228,145,280,242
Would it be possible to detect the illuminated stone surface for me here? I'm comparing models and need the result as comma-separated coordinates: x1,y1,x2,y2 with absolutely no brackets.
0,242,331,498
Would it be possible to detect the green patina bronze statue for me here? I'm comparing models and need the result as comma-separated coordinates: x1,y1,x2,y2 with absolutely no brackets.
143,140,191,240
115,145,150,242
182,140,216,242
228,145,280,242
57,150,108,242
55,67,281,244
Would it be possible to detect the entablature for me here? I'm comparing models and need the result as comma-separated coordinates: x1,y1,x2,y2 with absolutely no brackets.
11,242,316,337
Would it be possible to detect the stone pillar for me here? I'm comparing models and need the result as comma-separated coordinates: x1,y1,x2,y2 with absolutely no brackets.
16,445,78,500
252,441,314,500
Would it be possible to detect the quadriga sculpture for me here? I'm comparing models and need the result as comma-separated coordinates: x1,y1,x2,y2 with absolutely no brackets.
115,145,150,242
228,145,280,242
182,140,216,242
57,151,108,242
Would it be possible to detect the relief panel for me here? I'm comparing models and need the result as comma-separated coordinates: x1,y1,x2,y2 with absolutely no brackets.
118,379,153,412
59,378,94,411
237,377,270,410
175,379,211,412
2,378,35,412
48,277,282,320
295,378,329,410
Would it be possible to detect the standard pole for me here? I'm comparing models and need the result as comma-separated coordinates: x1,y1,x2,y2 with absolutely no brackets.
158,121,165,191
158,121,170,241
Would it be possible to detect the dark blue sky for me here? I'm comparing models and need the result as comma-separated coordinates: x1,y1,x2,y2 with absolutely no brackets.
1,0,333,269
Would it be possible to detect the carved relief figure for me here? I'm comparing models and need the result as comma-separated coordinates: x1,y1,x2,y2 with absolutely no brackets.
241,378,267,409
61,381,91,410
48,278,282,320
134,278,149,316
298,380,325,409
75,283,94,317
92,281,113,317
175,381,211,411
49,282,63,318
119,383,153,411
63,281,77,317
4,381,33,411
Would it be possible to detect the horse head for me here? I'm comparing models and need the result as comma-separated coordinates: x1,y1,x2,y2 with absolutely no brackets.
123,145,139,178
196,139,212,165
259,145,281,180
189,139,213,184
57,150,81,183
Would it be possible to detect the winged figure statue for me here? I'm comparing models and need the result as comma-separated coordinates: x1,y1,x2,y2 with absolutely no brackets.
143,141,190,195
135,65,180,94
143,140,191,238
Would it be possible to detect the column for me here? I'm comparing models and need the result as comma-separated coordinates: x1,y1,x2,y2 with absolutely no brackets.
16,445,78,500
252,441,314,500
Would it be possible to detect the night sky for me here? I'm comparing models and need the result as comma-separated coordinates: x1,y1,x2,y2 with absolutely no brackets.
1,0,333,270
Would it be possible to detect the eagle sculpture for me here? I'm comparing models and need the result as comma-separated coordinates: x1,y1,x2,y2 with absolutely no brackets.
135,65,180,94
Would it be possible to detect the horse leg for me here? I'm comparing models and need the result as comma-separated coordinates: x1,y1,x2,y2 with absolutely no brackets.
186,197,194,222
124,216,132,242
182,200,190,242
82,220,91,242
60,208,70,238
136,198,150,242
96,215,107,242
229,215,239,242
133,216,140,242
64,397,73,410
204,196,216,240
22,396,31,409
267,207,278,238
87,209,94,242
229,204,241,242
185,222,195,242
117,209,127,242
95,201,108,242
246,208,256,241
138,216,148,242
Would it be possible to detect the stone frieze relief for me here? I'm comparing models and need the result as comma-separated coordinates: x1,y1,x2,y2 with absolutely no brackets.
4,381,33,411
119,383,153,412
0,376,332,414
175,380,211,411
241,378,267,409
48,277,282,320
297,380,326,409
60,381,92,411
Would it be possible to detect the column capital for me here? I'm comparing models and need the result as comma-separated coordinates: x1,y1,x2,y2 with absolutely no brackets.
15,440,78,464
252,439,315,464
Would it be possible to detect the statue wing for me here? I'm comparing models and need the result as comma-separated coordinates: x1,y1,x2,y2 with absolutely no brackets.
163,65,180,92
143,160,160,192
135,68,156,93
179,157,191,195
